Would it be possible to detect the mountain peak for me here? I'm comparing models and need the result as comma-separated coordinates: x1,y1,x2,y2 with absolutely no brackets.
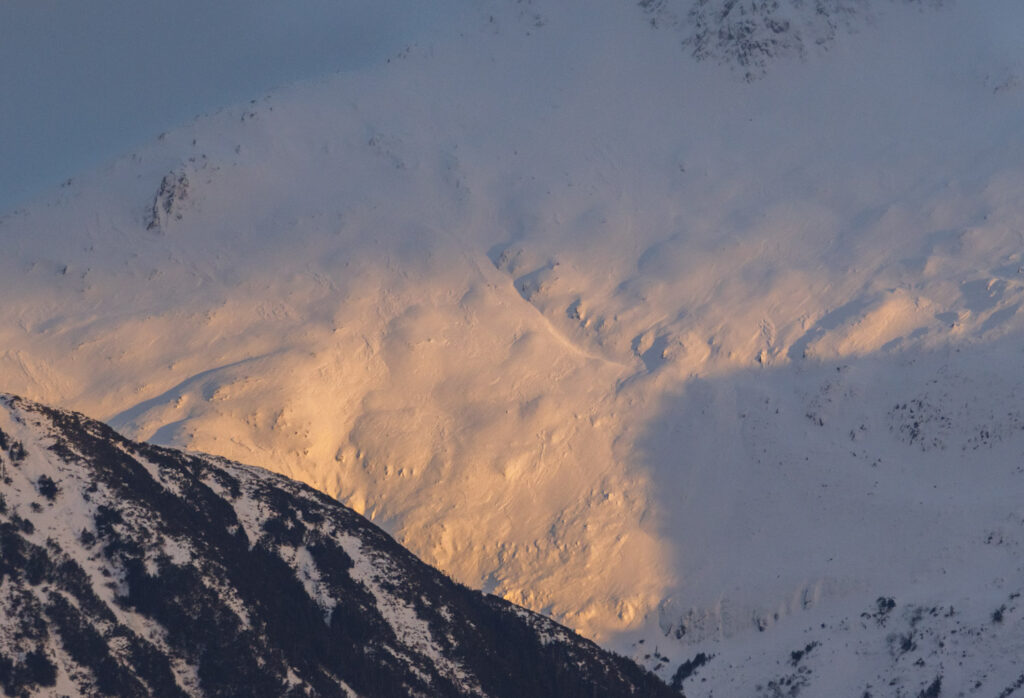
0,395,673,698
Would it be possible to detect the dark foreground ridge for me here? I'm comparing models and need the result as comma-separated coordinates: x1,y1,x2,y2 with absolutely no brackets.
0,394,676,698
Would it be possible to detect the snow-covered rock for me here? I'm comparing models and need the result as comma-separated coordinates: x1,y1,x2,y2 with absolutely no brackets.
0,394,671,698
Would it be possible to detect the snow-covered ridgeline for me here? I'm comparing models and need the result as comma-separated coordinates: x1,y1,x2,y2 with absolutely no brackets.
0,395,672,697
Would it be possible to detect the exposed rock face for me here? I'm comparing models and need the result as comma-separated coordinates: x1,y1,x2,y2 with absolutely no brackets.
0,395,674,698
641,0,944,79
147,171,190,231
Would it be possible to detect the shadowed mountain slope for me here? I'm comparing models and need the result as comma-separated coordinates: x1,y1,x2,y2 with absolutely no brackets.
0,394,673,698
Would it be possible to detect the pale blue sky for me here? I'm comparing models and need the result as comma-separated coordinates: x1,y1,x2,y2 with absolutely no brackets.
0,0,451,212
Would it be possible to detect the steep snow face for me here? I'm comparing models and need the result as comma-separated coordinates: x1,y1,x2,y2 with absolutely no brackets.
3,0,1024,689
0,395,672,698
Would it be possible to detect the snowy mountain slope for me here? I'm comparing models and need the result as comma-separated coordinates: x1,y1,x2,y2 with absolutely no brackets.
616,336,1024,693
3,0,1024,692
0,394,673,698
